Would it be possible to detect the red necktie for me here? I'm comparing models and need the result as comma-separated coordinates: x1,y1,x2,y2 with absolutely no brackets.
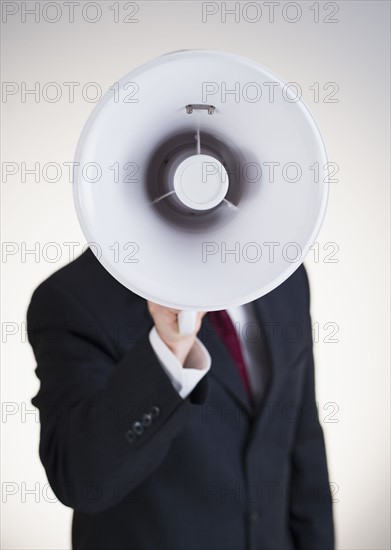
208,310,253,400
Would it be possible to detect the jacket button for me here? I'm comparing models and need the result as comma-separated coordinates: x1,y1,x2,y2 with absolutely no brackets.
249,511,260,524
126,429,135,443
151,406,160,418
133,421,144,435
142,413,152,427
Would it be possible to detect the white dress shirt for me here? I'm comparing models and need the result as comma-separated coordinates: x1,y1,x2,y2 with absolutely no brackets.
149,303,268,401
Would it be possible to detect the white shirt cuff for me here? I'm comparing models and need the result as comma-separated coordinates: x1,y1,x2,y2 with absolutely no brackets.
149,326,211,399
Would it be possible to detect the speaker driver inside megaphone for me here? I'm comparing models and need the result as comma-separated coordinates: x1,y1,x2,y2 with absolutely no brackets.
145,130,258,231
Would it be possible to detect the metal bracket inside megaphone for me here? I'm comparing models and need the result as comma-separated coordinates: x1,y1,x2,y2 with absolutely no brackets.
185,104,215,115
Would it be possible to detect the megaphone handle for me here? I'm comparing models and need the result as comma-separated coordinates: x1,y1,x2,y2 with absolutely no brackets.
178,310,198,336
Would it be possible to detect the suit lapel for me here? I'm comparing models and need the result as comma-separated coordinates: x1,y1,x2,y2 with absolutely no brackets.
251,297,279,408
198,314,254,417
198,296,288,421
250,288,312,432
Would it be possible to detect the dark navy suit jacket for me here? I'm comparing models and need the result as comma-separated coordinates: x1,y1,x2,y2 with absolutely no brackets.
27,248,334,550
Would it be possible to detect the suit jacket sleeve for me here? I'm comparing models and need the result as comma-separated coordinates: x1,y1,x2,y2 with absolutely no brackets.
27,278,208,514
289,271,335,549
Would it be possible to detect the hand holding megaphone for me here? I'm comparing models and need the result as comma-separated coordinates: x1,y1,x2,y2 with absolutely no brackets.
147,302,206,364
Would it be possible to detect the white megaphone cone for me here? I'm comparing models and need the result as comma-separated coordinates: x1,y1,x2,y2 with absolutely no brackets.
73,50,329,335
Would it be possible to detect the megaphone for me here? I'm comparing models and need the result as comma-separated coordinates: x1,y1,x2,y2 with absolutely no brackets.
73,50,329,334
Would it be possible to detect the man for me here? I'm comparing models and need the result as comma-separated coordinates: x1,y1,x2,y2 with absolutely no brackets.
27,247,334,550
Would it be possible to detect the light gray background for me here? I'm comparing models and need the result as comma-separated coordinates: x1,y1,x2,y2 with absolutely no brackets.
1,1,390,548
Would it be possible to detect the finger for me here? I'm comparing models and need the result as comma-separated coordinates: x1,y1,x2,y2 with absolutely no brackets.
147,301,181,316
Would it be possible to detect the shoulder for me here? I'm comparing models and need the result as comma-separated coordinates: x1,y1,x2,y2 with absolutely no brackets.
27,248,143,325
32,247,120,291
257,263,311,321
275,263,310,306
